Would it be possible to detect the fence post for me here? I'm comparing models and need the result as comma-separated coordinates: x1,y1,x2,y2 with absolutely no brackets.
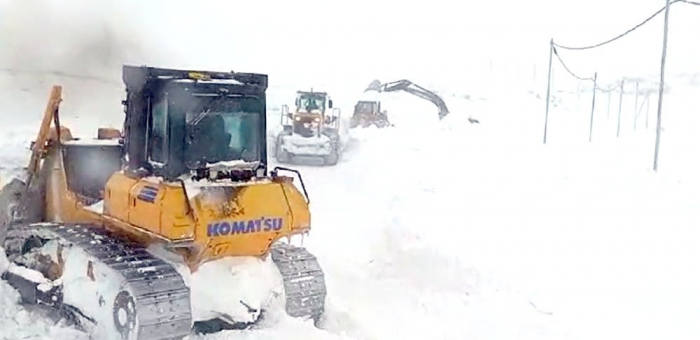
635,94,648,131
577,80,581,110
646,93,651,129
617,80,624,138
589,73,598,142
634,82,639,130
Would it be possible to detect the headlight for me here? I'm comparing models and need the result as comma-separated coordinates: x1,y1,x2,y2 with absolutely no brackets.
295,116,301,121
314,117,320,122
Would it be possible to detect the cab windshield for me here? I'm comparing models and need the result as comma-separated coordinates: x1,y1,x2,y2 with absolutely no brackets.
185,96,263,167
298,94,325,111
355,101,376,113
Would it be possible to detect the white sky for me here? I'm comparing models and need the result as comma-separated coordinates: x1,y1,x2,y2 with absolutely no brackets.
0,0,698,94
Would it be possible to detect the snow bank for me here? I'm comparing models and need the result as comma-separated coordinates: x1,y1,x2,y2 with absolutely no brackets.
270,79,700,339
270,91,573,339
147,245,286,324
0,280,89,340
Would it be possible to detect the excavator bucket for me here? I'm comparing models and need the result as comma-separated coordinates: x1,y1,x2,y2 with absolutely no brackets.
365,80,382,93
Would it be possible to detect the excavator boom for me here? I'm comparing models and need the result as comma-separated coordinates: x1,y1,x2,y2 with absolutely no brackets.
366,79,449,119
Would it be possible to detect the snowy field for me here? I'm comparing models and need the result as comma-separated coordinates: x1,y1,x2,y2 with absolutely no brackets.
1,70,699,340
2,0,700,339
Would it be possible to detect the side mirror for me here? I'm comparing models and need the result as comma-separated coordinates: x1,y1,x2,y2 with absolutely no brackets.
328,99,333,108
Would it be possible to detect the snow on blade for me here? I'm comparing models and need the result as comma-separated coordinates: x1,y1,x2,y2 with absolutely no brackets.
0,248,8,274
0,247,90,339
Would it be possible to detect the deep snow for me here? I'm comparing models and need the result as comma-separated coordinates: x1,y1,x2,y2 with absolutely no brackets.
0,73,699,340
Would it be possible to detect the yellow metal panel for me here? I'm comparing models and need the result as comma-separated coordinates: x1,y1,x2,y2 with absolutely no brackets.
192,179,311,262
42,146,99,224
104,174,194,241
279,180,311,232
158,184,195,240
103,173,137,222
128,181,162,235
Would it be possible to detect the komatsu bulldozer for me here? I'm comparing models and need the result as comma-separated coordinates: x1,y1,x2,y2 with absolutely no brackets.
274,90,347,166
0,65,326,339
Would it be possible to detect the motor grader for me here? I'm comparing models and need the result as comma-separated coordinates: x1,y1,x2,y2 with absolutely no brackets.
0,65,326,339
274,90,346,166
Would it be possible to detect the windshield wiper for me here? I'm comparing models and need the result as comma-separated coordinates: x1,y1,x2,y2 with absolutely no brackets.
187,108,213,128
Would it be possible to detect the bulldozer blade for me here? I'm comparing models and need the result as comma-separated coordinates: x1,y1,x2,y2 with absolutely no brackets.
0,175,46,246
0,178,26,245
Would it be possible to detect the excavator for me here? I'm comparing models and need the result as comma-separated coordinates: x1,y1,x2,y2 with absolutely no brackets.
350,79,450,128
0,65,326,339
274,90,346,166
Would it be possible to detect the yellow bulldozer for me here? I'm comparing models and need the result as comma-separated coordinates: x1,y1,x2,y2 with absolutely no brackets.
0,65,326,339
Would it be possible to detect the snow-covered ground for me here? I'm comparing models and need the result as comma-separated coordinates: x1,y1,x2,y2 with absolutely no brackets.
3,0,700,337
1,70,699,340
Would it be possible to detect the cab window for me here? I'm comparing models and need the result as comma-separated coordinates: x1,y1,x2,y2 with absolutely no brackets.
149,97,168,164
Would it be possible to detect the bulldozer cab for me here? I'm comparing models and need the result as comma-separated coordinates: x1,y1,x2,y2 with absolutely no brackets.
354,100,381,116
280,90,340,138
296,92,326,113
122,65,268,181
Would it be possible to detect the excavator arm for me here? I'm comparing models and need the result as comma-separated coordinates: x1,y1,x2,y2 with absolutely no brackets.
366,79,449,119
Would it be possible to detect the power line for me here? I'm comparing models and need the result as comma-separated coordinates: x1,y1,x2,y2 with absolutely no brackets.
553,0,692,51
552,46,594,81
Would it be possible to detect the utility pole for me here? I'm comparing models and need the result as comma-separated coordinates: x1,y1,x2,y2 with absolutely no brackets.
544,38,554,144
589,73,598,142
654,0,671,172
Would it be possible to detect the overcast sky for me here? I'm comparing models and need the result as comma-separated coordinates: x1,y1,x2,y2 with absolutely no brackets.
0,0,698,94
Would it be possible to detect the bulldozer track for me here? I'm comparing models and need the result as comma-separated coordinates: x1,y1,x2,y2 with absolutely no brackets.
4,223,327,338
270,244,326,320
5,223,193,340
